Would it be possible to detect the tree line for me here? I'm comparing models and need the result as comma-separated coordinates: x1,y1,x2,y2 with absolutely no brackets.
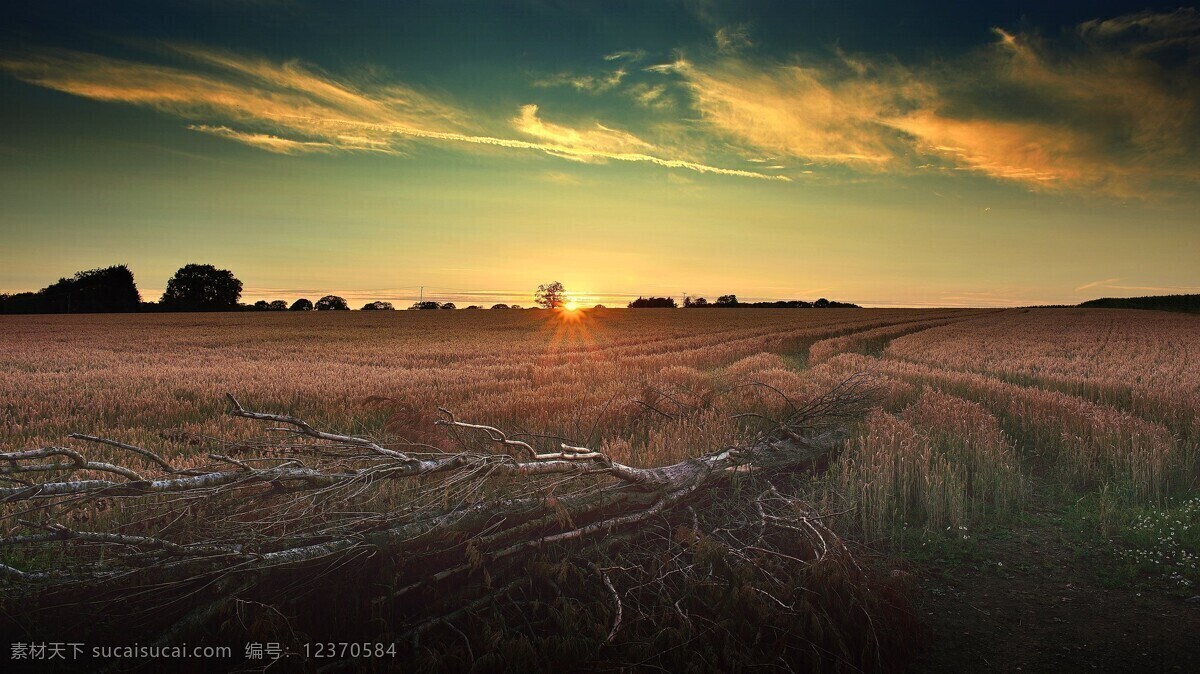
1077,294,1200,314
0,268,858,314
626,294,859,309
0,264,373,314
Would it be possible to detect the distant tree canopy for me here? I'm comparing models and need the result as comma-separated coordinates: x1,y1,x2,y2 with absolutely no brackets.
440,302,457,310
160,264,242,312
251,299,293,311
360,301,395,311
315,295,349,311
0,265,141,314
490,304,510,310
289,298,313,311
464,305,481,310
627,296,678,309
535,281,566,309
410,301,442,310
1078,294,1200,314
680,294,858,309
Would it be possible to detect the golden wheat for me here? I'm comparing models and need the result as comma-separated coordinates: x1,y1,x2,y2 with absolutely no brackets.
2,306,1192,523
0,309,943,469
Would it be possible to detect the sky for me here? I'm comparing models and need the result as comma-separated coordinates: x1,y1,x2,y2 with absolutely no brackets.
1,0,1198,308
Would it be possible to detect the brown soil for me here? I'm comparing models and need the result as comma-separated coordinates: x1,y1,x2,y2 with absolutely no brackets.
909,511,1200,673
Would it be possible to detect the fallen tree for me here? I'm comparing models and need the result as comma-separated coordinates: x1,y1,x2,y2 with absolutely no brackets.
0,374,920,671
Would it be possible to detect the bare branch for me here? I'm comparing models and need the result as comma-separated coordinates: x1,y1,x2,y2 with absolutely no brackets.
436,407,537,459
0,446,144,481
226,394,411,462
68,434,176,472
590,562,623,642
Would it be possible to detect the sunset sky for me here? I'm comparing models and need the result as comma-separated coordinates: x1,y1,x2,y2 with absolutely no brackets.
2,1,1198,307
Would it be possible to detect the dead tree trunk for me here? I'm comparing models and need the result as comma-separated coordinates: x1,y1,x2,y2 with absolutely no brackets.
0,375,915,671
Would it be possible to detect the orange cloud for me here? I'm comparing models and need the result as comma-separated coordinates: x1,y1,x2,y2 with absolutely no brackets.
664,10,1200,195
1,45,781,180
672,57,921,166
0,46,464,151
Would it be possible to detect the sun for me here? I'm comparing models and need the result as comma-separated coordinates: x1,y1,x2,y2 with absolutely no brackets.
564,300,580,312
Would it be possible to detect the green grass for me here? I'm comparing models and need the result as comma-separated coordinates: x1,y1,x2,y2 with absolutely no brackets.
1103,494,1200,595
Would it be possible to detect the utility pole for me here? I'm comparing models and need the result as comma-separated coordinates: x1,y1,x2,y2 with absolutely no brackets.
419,286,424,304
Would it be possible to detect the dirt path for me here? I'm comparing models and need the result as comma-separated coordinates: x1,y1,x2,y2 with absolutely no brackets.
909,511,1200,673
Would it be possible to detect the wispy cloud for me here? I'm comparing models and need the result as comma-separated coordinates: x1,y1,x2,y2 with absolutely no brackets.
514,105,653,155
187,125,339,154
669,56,922,167
532,68,626,93
1075,279,1200,295
1075,277,1123,293
714,25,753,53
511,105,788,179
7,9,1197,193
625,82,673,110
604,50,646,63
1077,8,1200,49
535,53,677,111
660,9,1200,195
1,44,780,180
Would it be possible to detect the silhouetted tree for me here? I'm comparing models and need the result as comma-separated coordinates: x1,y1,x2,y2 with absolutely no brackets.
510,304,523,310
160,264,242,312
490,304,510,310
290,299,314,311
716,295,739,307
464,305,481,310
0,293,39,314
2,265,142,314
628,296,678,308
52,265,141,313
535,281,566,309
253,300,270,311
360,301,395,311
315,295,349,311
814,298,830,308
410,301,441,310
593,304,606,309
440,302,457,310
692,297,709,307
268,300,289,311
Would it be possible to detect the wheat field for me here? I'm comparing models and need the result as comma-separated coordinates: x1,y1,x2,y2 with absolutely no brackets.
2,306,1196,534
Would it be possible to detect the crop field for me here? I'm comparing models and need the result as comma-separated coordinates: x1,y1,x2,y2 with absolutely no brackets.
0,308,981,466
2,307,1199,671
3,307,1195,544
